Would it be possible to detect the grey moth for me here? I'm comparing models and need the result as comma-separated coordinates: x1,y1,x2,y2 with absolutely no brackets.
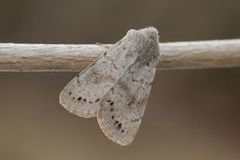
60,27,160,146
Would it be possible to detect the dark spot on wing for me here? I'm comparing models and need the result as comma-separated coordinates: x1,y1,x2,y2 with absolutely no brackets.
104,52,107,56
112,63,118,69
111,88,114,94
77,96,82,101
110,102,114,106
149,81,153,86
147,62,149,66
68,92,72,95
115,120,119,125
121,130,124,133
107,100,111,103
83,98,87,102
127,99,135,107
117,123,122,129
72,97,75,100
131,118,141,122
110,108,114,112
112,116,114,119
89,101,93,104
95,98,100,102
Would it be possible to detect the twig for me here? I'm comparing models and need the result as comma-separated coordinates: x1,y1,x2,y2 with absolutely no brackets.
0,39,240,72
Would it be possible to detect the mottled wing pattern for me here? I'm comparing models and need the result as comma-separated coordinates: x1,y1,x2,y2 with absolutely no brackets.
97,27,160,145
59,29,146,118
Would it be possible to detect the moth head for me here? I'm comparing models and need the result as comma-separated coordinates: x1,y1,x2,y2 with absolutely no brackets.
126,27,160,65
139,27,159,42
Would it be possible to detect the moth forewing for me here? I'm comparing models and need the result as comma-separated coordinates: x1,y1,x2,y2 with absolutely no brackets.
59,28,153,118
97,27,160,145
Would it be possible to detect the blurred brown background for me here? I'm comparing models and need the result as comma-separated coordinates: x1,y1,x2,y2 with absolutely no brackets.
0,0,240,160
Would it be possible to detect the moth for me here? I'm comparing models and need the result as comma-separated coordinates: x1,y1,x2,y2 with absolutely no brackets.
59,27,160,146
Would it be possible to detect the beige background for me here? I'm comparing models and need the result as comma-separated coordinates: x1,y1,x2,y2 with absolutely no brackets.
0,0,240,160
